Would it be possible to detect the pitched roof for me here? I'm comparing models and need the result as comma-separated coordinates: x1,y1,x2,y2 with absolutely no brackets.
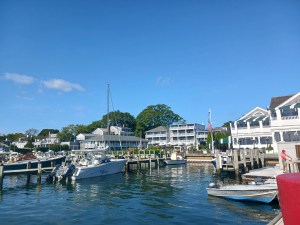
77,133,98,137
236,107,268,122
83,134,147,142
146,126,168,132
269,94,294,109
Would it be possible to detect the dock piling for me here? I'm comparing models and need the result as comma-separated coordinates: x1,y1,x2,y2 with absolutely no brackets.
250,150,254,170
215,150,221,174
37,161,42,184
26,161,31,184
0,164,3,190
233,150,239,176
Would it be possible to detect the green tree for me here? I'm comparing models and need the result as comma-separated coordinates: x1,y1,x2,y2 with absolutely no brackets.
38,129,59,138
100,110,136,131
57,125,78,141
6,133,24,141
206,128,230,151
25,140,34,149
135,104,183,137
222,121,233,133
76,124,90,134
25,128,39,137
85,121,102,133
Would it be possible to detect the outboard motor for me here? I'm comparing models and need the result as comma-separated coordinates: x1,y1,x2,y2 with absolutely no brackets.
62,164,76,179
46,164,61,181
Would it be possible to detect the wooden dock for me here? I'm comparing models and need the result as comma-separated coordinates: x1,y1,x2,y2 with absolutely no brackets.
213,149,279,176
3,167,54,175
0,161,54,189
242,166,283,180
125,153,215,171
185,153,212,162
126,157,165,171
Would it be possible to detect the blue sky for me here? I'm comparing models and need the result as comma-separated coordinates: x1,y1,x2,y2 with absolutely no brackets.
1,0,300,134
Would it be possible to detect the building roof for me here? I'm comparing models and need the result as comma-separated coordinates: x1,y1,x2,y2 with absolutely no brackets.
77,133,98,137
269,94,294,109
236,107,268,122
83,134,147,142
146,126,168,133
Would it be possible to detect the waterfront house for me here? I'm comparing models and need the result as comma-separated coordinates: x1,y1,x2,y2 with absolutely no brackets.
33,133,60,148
78,126,147,151
268,92,300,164
76,133,98,141
230,92,300,170
12,137,29,149
169,123,207,147
145,123,208,148
145,126,169,146
230,107,272,151
92,126,134,136
80,134,147,151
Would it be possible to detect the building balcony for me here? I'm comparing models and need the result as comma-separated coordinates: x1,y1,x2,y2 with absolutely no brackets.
271,117,300,127
170,125,195,130
146,134,168,138
170,133,195,137
281,115,299,120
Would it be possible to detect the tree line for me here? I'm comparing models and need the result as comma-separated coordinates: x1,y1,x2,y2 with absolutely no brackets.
1,103,231,150
1,104,183,142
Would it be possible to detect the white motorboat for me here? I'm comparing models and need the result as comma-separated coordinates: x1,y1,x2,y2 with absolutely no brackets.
47,84,127,181
206,180,278,203
164,151,187,165
71,153,127,180
47,149,127,181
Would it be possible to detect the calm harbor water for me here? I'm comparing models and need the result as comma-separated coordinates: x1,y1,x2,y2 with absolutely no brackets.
0,163,279,225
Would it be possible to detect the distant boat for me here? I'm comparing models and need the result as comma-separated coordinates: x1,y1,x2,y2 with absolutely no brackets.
206,180,278,203
164,151,187,165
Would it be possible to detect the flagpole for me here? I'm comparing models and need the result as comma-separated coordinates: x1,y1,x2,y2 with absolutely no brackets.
209,109,214,154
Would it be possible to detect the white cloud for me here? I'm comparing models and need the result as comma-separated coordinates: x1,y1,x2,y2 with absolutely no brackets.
156,76,172,86
42,79,85,92
4,73,34,84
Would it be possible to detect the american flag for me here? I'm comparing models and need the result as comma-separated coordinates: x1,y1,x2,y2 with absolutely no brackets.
208,109,212,131
208,122,212,131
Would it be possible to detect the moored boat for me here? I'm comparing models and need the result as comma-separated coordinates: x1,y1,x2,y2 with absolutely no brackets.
164,151,187,165
46,149,127,181
206,181,278,203
71,157,127,180
2,152,66,172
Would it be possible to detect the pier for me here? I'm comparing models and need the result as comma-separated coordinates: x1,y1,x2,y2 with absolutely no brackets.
213,149,278,176
126,157,165,172
0,161,55,190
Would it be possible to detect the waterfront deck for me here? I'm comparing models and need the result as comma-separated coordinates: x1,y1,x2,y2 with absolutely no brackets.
242,166,283,180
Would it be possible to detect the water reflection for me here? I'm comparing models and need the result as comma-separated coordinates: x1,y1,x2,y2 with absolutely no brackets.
0,163,280,225
207,195,280,223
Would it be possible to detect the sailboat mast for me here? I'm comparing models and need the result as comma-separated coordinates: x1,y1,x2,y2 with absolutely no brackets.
107,83,110,135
